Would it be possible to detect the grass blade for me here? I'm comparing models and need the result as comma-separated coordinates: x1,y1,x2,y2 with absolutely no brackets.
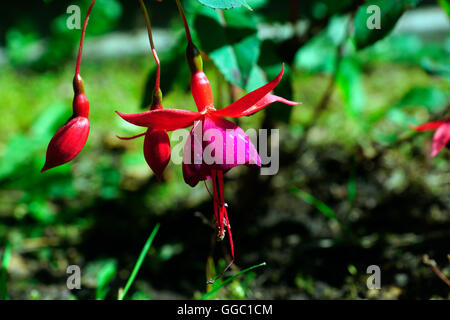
96,259,117,300
201,262,266,300
348,164,357,206
1,244,12,300
118,223,160,300
290,186,337,220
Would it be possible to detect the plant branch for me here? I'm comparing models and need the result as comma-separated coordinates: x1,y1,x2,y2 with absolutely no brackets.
175,0,192,43
423,254,450,287
75,0,96,76
139,0,160,91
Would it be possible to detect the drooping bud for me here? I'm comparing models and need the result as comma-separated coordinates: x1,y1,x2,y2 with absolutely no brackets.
185,41,213,112
41,116,90,172
127,0,171,180
144,129,171,181
190,71,214,113
186,41,203,74
42,1,95,172
72,74,90,118
151,87,163,110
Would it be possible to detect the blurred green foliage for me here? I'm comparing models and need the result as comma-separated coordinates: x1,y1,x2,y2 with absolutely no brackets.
0,0,449,300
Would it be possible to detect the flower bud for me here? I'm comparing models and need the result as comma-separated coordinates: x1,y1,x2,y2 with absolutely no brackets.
41,116,90,172
73,74,89,118
144,129,171,181
191,72,214,113
186,42,203,74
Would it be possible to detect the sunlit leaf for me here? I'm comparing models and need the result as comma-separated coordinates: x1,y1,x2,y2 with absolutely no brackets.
201,262,266,300
290,187,338,220
194,9,260,88
197,0,252,10
354,0,422,50
438,0,450,17
336,57,365,118
96,259,117,300
0,245,12,300
119,224,160,300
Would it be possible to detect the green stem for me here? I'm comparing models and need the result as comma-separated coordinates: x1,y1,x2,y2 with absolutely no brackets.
139,0,160,91
75,0,96,76
0,244,12,300
201,262,266,300
175,0,193,43
118,223,160,300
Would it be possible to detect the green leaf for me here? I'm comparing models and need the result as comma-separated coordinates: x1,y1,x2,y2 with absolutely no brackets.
119,223,160,300
290,187,338,220
438,0,450,17
200,262,266,300
370,87,449,126
96,259,118,300
354,0,422,50
5,28,40,66
348,165,357,205
336,57,365,118
197,0,252,10
141,44,189,109
259,40,294,122
356,33,450,78
294,32,337,73
294,15,349,74
386,108,418,127
194,8,261,89
310,0,357,19
0,245,12,300
28,198,55,223
394,87,449,113
79,0,122,35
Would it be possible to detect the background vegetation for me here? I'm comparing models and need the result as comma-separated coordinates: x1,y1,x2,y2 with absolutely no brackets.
0,0,449,299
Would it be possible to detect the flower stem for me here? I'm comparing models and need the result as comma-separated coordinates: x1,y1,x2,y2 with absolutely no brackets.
75,0,96,76
202,262,267,299
175,0,193,43
139,0,160,91
118,223,160,300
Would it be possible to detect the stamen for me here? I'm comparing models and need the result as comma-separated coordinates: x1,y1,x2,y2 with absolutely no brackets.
206,169,236,284
203,180,213,199
116,132,146,140
217,170,225,237
206,210,235,284
211,170,220,231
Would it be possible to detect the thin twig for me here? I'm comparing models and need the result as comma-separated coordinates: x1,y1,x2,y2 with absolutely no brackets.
423,254,450,287
75,0,96,75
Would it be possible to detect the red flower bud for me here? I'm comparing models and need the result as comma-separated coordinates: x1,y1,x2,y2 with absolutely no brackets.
42,74,90,172
143,129,171,181
41,115,90,172
191,71,214,113
41,1,96,172
117,1,171,181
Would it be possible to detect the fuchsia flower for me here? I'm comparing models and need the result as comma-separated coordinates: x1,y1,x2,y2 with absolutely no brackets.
42,0,96,172
118,0,170,181
117,59,299,188
413,118,450,157
116,0,300,280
